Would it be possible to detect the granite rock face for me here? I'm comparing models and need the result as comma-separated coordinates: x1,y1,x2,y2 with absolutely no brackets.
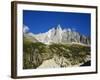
27,24,90,45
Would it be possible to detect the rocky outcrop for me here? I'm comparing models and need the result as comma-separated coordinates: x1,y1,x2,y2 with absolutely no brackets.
32,24,90,45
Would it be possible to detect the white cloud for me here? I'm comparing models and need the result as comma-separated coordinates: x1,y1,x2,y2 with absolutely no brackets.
23,25,29,33
23,25,34,37
27,32,34,37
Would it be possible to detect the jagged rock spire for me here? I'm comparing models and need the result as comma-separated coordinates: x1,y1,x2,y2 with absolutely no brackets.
56,24,61,29
56,24,62,31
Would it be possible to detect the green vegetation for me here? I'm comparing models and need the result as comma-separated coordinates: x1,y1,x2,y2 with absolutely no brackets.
23,38,91,69
49,43,90,66
23,38,53,69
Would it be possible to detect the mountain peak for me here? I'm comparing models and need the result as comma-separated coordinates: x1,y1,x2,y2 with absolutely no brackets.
24,24,90,45
56,24,62,30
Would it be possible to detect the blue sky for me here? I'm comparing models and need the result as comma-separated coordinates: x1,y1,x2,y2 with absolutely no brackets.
23,10,91,36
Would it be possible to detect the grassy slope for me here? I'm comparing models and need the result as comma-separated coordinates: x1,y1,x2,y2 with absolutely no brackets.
23,38,90,69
